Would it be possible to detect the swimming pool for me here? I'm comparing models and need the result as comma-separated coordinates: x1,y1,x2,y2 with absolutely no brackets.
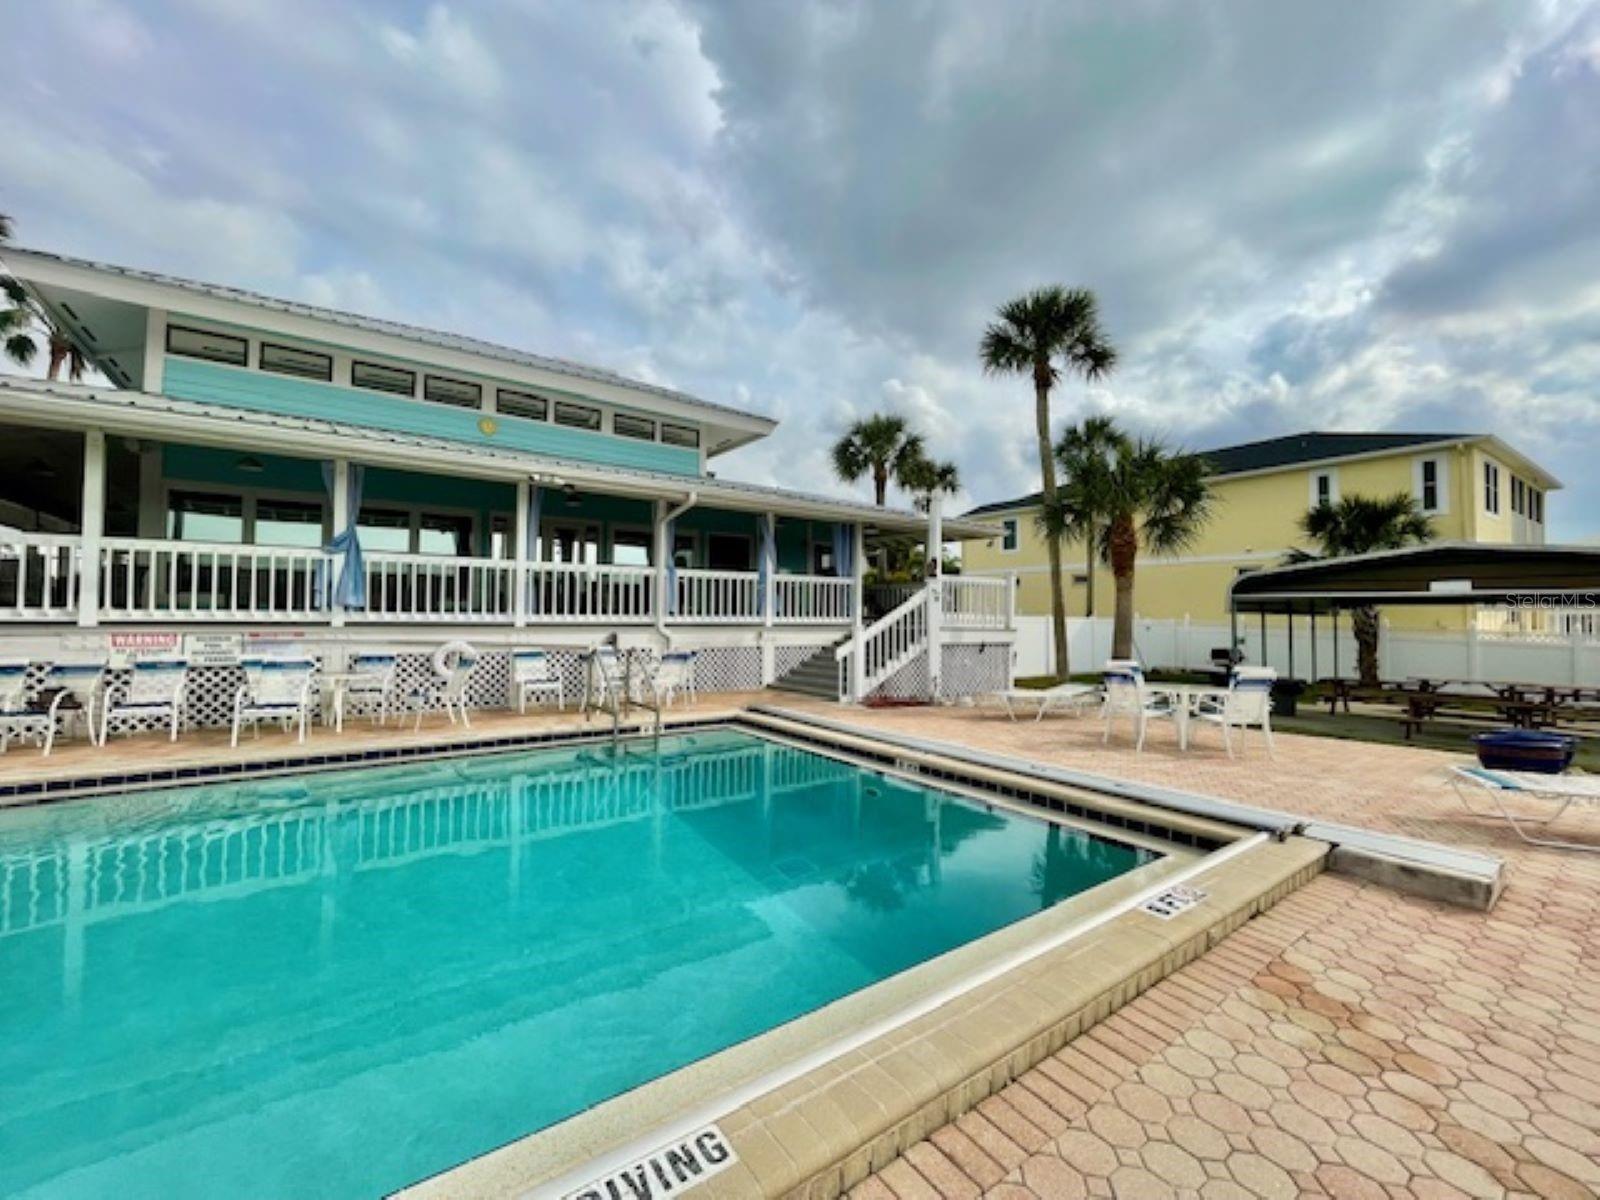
0,728,1157,1198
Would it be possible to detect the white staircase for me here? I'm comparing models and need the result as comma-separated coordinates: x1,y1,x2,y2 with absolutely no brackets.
834,586,931,702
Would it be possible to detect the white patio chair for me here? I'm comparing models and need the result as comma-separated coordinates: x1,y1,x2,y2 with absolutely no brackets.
403,644,478,731
1449,765,1600,851
585,645,627,711
231,657,317,747
100,658,189,744
654,650,698,708
512,649,565,712
998,681,1102,722
38,661,107,747
1191,666,1277,758
0,660,57,756
1101,659,1177,752
344,653,400,725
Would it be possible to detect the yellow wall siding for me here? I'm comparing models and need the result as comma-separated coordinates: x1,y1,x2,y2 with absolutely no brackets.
961,444,1526,629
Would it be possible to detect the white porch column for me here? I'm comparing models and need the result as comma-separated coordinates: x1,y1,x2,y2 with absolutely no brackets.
762,512,776,630
76,430,105,629
513,478,531,628
852,521,865,634
654,499,671,623
330,458,350,629
926,496,943,701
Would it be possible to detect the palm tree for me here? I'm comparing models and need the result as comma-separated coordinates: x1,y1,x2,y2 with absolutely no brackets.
1299,493,1434,686
1090,435,1214,660
1,277,88,381
981,287,1116,678
0,213,12,242
830,414,927,506
1048,415,1128,619
900,455,961,514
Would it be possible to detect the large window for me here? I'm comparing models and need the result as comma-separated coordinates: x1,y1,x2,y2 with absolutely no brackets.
260,342,333,382
255,498,325,547
610,527,653,567
352,360,416,398
496,389,549,422
1311,470,1336,508
356,508,412,553
1484,461,1501,515
167,491,244,543
1000,518,1019,552
166,325,248,367
707,532,753,571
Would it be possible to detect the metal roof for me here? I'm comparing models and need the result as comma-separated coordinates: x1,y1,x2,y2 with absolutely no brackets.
0,246,773,429
1229,542,1600,612
962,431,1479,519
0,375,996,536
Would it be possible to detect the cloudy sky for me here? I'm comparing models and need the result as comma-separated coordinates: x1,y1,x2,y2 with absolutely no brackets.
4,1,1598,537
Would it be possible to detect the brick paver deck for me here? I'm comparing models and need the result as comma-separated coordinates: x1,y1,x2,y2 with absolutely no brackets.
759,702,1600,1200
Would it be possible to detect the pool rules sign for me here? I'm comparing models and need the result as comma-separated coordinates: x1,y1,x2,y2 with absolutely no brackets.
561,1125,738,1199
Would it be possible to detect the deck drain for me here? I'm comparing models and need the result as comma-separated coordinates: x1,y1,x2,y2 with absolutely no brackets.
1141,885,1208,920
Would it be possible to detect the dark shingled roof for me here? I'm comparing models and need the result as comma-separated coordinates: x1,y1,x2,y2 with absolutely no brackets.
962,431,1468,519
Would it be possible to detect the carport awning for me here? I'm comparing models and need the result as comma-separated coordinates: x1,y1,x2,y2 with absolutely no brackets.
1230,542,1600,613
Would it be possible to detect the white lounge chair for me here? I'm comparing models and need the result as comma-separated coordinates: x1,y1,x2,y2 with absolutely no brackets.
1101,660,1177,752
1190,666,1277,758
654,650,698,708
0,660,57,756
512,649,565,712
100,658,188,744
231,657,317,747
997,681,1101,722
1449,765,1600,851
41,662,107,746
343,653,400,725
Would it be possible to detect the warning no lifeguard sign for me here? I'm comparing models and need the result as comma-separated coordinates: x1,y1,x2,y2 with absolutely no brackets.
560,1125,737,1200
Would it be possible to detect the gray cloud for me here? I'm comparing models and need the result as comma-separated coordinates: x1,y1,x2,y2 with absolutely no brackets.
1,0,1597,534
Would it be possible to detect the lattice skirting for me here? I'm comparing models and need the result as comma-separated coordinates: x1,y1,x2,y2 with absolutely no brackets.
866,642,1011,702
11,642,765,733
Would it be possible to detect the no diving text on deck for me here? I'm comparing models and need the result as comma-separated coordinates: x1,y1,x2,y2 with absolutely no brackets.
562,1126,737,1200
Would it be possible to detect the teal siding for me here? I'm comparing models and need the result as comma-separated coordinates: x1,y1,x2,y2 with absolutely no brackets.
162,358,701,477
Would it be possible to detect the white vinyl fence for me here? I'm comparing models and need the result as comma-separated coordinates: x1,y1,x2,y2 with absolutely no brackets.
1014,614,1600,687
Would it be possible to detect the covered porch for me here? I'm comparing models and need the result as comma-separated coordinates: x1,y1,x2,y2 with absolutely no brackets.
0,425,872,630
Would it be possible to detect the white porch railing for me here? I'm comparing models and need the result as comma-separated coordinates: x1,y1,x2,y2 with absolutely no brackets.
0,533,866,628
775,574,854,624
1,532,80,620
100,538,333,621
528,562,655,623
674,568,761,623
363,552,515,623
944,575,1011,630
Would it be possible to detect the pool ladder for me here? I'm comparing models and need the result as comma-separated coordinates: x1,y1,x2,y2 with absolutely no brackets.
582,638,663,747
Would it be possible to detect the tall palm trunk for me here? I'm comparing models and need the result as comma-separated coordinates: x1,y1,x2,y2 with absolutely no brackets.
1351,604,1382,687
1034,366,1069,678
1083,521,1096,618
1108,513,1138,660
872,466,888,507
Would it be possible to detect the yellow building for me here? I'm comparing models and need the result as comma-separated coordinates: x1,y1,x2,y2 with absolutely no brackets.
960,432,1560,632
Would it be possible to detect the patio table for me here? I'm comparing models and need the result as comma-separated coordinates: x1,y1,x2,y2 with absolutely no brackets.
1144,682,1232,751
320,670,386,734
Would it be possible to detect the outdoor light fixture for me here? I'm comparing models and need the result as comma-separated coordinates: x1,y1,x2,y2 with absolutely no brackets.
25,458,56,480
563,483,580,507
236,455,265,474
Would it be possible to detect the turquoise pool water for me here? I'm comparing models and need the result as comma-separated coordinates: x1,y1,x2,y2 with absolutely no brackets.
0,729,1154,1199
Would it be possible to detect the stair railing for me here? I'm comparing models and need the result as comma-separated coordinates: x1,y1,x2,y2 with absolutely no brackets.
834,586,930,702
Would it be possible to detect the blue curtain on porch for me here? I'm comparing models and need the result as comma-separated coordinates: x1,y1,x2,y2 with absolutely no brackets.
525,485,542,615
321,462,366,609
758,516,775,616
666,515,680,615
832,522,855,579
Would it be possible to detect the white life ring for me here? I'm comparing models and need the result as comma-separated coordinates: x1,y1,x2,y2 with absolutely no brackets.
433,640,477,677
